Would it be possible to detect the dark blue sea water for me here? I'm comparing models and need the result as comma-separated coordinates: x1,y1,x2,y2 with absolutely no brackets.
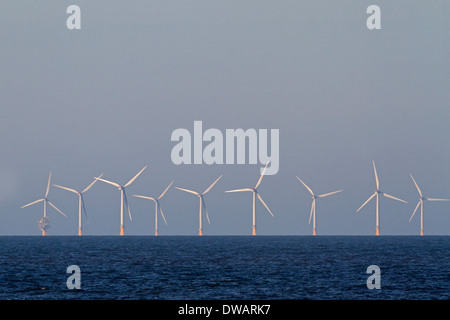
0,236,448,300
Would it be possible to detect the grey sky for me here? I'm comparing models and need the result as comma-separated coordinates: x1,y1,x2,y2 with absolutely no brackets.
0,1,449,235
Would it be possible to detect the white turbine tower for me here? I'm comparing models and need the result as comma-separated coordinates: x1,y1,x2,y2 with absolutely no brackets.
95,166,147,236
409,174,449,236
175,175,222,236
356,161,407,235
296,177,342,236
133,180,174,236
53,174,103,236
21,172,67,236
226,161,274,236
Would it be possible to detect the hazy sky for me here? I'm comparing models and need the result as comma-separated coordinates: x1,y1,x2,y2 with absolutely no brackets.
0,1,449,235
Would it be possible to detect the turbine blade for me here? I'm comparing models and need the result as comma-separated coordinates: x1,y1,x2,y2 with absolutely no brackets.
425,198,450,201
409,201,421,222
21,198,44,209
124,165,147,187
175,187,199,196
318,190,343,198
296,177,314,197
158,180,174,199
409,174,422,197
96,177,120,188
203,175,222,195
81,194,89,223
82,173,103,193
45,172,52,198
201,197,210,224
123,190,132,221
47,201,67,218
383,193,408,203
356,192,376,212
257,193,274,217
133,195,156,201
255,161,270,189
53,184,78,194
309,199,315,224
225,188,252,193
373,161,379,190
159,204,168,226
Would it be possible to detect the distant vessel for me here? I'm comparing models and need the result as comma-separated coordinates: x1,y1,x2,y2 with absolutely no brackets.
38,217,50,234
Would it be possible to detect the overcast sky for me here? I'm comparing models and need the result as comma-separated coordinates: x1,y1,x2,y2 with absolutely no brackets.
0,1,448,235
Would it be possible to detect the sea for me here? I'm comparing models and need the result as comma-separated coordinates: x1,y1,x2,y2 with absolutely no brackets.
0,236,448,300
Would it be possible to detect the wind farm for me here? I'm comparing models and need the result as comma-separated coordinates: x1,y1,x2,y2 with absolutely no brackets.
356,161,408,236
133,180,174,236
175,175,222,236
20,172,67,236
14,162,450,236
225,161,274,236
95,166,147,236
409,174,449,236
296,177,342,235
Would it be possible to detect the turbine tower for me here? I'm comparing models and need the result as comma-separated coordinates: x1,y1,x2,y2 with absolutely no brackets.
226,161,274,236
357,161,407,235
53,174,102,236
296,177,342,235
21,172,67,236
409,174,449,236
133,180,174,236
175,175,222,236
95,166,147,236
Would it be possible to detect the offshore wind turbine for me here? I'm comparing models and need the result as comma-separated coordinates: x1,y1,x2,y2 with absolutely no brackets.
175,175,222,236
95,166,147,236
409,174,449,236
53,174,103,236
296,177,342,235
356,161,407,235
133,180,174,236
225,161,274,236
21,172,67,236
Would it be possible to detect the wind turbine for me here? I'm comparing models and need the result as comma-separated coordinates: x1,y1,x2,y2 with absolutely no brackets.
21,172,67,236
133,180,174,236
175,175,222,236
356,161,407,235
53,174,103,236
296,177,342,235
226,161,274,236
95,166,147,236
409,174,449,236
